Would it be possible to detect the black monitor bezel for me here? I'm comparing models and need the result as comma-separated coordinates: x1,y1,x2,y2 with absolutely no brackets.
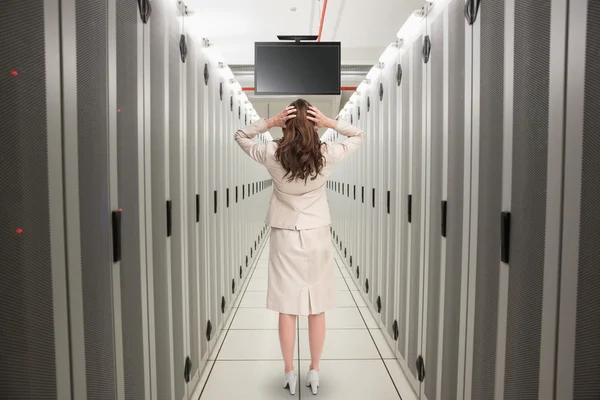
254,41,341,96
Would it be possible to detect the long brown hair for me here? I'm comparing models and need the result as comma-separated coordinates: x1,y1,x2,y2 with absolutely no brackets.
274,99,326,183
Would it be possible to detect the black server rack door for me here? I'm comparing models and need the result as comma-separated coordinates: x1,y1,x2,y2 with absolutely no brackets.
75,0,117,397
504,2,552,398
442,0,467,398
149,1,172,398
116,1,146,399
424,13,444,400
0,2,58,398
573,2,600,397
471,1,504,398
168,4,185,400
408,35,424,382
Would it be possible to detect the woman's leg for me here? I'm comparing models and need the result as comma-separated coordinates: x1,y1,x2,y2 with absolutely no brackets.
278,313,297,373
307,312,326,371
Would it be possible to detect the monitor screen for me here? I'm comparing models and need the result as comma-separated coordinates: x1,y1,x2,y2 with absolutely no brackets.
254,42,341,95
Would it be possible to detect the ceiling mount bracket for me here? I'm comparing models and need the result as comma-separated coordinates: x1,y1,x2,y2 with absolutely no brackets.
277,35,318,43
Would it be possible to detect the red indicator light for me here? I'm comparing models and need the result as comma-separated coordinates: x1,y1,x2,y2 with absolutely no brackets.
119,208,123,212
16,228,23,234
11,70,18,76
117,108,121,113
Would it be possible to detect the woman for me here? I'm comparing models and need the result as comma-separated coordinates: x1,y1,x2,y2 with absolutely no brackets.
234,99,364,395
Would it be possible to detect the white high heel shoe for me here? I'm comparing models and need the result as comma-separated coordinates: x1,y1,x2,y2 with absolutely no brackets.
305,369,320,395
283,370,298,395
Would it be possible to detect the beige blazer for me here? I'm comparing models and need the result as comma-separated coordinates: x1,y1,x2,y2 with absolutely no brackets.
234,118,365,230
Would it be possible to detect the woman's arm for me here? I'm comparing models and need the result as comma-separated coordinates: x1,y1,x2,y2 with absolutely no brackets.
234,107,296,164
234,118,269,164
329,118,365,164
307,106,365,164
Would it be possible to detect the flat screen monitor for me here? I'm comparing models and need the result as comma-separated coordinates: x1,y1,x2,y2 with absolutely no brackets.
254,42,341,95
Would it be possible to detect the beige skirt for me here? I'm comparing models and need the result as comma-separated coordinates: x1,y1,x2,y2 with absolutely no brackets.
266,226,335,316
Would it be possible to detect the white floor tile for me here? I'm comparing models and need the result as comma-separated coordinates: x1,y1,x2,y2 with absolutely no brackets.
298,360,400,399
344,276,358,291
335,290,357,307
219,330,297,360
239,291,267,308
230,308,279,330
201,236,404,399
299,307,366,330
384,359,418,400
201,361,298,399
251,268,269,278
190,359,214,399
351,290,367,307
359,307,380,329
246,277,268,292
299,329,380,360
335,277,349,291
370,329,396,359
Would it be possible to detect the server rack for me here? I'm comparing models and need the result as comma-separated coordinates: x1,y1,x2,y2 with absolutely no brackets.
421,4,445,399
330,0,600,399
2,1,268,399
379,49,395,335
0,1,71,398
148,0,174,398
557,2,600,398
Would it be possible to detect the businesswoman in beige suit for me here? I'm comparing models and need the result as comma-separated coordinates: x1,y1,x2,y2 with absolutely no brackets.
234,98,364,395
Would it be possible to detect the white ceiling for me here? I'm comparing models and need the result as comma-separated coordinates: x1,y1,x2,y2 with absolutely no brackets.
184,0,424,65
185,0,424,122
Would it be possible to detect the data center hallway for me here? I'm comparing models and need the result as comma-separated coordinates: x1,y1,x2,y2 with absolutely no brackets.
195,238,414,400
3,0,600,399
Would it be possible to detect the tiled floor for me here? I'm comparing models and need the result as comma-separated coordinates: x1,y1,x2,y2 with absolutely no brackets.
196,240,416,400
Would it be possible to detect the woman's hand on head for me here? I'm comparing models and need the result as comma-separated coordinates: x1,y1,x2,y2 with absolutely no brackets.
307,106,336,130
266,106,297,129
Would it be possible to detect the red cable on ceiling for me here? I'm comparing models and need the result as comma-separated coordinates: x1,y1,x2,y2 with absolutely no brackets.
242,2,331,94
317,0,328,42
